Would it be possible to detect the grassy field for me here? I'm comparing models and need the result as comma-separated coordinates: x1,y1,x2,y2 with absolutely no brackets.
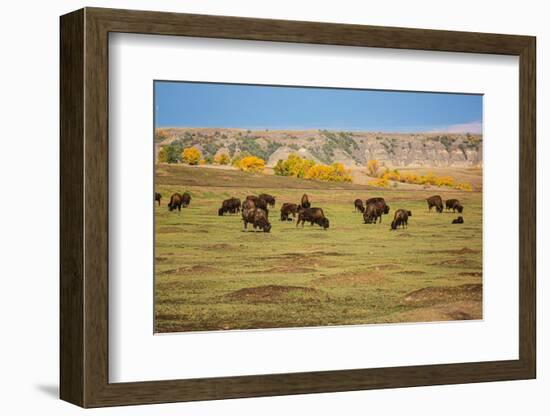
155,164,483,333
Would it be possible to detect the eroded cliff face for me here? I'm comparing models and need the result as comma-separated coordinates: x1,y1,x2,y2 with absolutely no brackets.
156,127,482,168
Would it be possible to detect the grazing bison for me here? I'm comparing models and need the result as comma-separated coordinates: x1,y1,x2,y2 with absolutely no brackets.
218,197,241,216
363,201,388,224
426,195,444,213
242,207,271,232
181,192,191,207
259,193,276,207
363,200,390,224
366,197,390,214
168,193,183,211
390,209,412,230
245,195,269,214
280,203,299,221
354,198,365,213
155,192,161,206
445,198,464,213
300,194,311,209
452,216,464,224
296,207,329,229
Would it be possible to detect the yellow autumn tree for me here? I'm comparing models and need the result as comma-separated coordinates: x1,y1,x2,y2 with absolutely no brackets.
214,153,230,165
181,147,202,165
366,159,380,177
236,156,265,173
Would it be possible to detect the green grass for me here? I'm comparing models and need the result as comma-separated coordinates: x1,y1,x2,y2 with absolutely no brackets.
155,165,482,333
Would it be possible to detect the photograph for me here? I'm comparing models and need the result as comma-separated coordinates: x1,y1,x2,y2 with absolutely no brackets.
153,81,483,333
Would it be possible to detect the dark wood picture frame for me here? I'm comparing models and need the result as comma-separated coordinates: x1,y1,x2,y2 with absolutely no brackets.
60,7,536,408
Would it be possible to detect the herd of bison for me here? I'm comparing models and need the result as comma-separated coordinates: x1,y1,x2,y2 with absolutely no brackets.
155,191,466,233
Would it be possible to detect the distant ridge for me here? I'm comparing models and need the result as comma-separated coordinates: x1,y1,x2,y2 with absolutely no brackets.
156,127,482,168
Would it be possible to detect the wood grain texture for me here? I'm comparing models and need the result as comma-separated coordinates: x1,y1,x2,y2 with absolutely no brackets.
59,8,84,407
59,7,537,408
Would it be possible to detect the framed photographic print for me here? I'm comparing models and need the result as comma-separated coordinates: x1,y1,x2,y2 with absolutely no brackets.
60,7,536,408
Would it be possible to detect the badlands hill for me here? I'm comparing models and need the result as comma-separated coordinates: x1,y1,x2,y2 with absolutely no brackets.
156,127,482,168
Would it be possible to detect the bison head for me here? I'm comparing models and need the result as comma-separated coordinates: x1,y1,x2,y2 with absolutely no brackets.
322,218,330,229
384,205,390,214
218,208,224,216
407,210,412,216
263,223,272,233
457,205,464,213
390,220,398,230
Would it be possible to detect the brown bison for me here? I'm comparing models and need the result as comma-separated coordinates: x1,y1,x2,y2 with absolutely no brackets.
296,207,329,229
300,194,311,209
354,199,365,213
366,197,390,214
426,195,444,213
390,209,412,230
242,207,271,232
445,198,464,213
245,195,269,214
168,193,183,211
363,199,390,224
181,192,191,207
363,201,388,224
155,192,161,206
280,203,299,221
259,193,276,207
452,216,464,224
218,197,241,216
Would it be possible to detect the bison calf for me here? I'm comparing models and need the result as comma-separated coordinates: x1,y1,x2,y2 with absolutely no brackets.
181,192,191,207
354,198,365,213
452,216,464,224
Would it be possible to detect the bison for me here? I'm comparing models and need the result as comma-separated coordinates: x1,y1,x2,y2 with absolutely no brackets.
259,193,276,207
426,195,444,213
366,197,390,214
168,193,183,211
155,192,161,206
300,194,311,209
245,195,269,215
445,198,464,213
390,209,412,230
218,197,241,216
452,216,464,224
280,203,299,221
363,202,388,224
181,192,191,207
363,200,390,224
296,207,329,229
242,207,271,232
354,198,365,213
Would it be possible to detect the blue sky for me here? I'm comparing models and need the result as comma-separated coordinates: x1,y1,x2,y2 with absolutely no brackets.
154,81,482,133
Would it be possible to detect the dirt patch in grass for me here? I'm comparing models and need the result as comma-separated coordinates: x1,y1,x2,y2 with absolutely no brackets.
424,247,479,255
225,285,328,304
396,270,426,275
159,264,218,275
265,266,317,273
158,226,183,233
311,271,385,287
389,300,482,322
403,283,482,306
368,264,401,271
204,243,232,250
155,256,168,262
458,271,483,277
